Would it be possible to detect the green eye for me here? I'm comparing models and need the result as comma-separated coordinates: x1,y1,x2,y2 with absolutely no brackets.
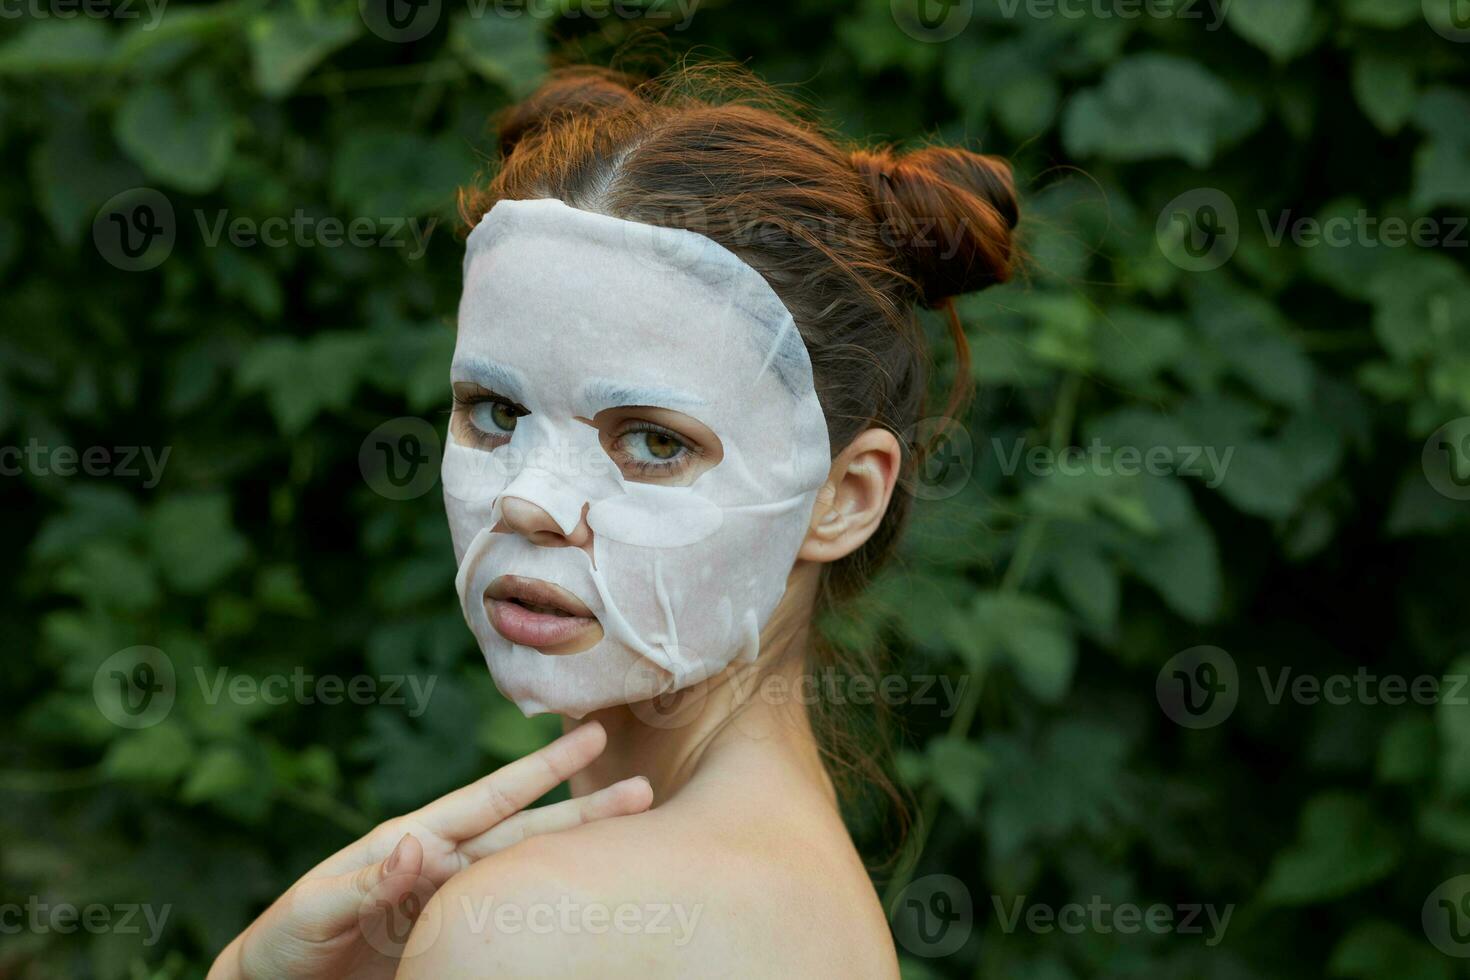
644,432,682,460
471,399,521,435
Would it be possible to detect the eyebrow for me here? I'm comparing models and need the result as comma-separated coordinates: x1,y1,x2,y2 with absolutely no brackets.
450,357,528,402
581,378,708,412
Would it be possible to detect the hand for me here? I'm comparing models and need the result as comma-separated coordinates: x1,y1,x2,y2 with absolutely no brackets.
208,721,650,980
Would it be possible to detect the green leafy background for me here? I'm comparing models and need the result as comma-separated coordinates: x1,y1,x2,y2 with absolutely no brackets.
2,0,1469,977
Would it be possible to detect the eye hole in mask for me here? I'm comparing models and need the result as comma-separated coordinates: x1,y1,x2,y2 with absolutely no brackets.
585,405,724,487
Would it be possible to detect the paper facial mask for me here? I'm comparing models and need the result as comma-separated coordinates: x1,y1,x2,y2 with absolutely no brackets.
443,198,832,718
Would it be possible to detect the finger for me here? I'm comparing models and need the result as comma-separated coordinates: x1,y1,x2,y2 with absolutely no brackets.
458,776,653,863
409,721,608,841
288,833,425,942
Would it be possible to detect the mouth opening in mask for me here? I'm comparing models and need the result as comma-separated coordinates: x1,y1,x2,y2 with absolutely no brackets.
484,574,604,654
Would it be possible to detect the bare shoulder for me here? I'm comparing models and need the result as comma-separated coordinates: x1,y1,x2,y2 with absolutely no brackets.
396,802,899,979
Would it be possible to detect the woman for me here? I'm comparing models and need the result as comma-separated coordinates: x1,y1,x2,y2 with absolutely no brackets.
210,62,1016,979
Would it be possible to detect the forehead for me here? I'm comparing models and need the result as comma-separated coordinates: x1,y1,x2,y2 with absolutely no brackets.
455,199,814,402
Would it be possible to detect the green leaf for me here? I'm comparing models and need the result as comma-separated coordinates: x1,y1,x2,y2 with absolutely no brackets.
1376,713,1435,784
236,333,376,434
149,494,250,595
248,10,361,98
331,129,473,218
1328,920,1453,980
1438,656,1470,796
926,736,988,822
1227,0,1319,62
0,18,114,75
113,71,236,194
949,593,1077,703
450,10,549,99
103,723,195,785
180,745,256,804
1352,52,1416,135
1341,0,1422,28
31,111,144,248
1061,54,1264,167
1260,792,1401,904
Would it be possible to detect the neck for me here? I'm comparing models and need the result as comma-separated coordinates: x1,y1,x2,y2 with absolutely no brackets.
564,576,829,803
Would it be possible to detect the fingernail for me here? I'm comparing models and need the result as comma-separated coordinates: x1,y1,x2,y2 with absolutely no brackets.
385,833,409,873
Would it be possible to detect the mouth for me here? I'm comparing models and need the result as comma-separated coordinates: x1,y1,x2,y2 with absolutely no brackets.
484,575,603,654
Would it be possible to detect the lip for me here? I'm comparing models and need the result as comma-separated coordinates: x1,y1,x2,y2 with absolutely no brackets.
484,575,602,653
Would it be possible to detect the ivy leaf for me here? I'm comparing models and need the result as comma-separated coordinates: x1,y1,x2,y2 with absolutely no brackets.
948,592,1077,703
1227,0,1319,63
1438,656,1470,796
0,18,114,75
449,11,549,99
248,9,361,98
113,71,236,193
1352,52,1416,135
1260,793,1401,904
149,494,250,595
1328,920,1453,980
1061,54,1263,167
926,736,989,822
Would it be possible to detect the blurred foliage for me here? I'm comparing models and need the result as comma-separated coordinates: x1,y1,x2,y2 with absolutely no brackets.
1,0,1469,977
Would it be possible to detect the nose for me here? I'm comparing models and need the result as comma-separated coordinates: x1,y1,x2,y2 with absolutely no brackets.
498,496,593,549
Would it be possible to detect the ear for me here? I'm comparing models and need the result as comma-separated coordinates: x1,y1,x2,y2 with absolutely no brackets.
799,428,903,563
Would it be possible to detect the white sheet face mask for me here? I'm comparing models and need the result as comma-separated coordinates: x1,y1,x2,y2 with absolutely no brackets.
442,198,832,718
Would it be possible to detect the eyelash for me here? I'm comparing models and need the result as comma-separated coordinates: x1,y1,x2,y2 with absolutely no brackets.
452,393,699,476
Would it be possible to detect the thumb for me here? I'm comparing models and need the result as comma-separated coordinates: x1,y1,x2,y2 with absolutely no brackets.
294,833,426,942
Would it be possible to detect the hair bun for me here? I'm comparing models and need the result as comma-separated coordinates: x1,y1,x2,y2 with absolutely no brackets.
851,146,1019,306
496,66,642,159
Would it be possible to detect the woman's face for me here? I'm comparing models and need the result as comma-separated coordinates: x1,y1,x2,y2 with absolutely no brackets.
442,199,831,718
